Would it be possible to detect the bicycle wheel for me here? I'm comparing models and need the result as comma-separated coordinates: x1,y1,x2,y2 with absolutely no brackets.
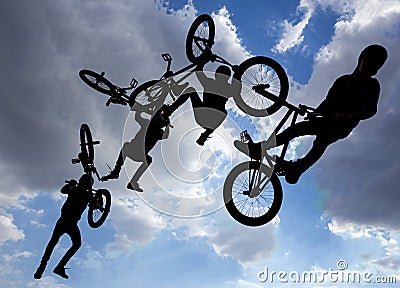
88,189,111,228
129,80,169,112
79,69,114,95
223,161,282,226
80,124,94,164
233,56,289,117
186,14,215,64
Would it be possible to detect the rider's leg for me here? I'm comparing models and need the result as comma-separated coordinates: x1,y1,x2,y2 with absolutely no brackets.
284,128,350,184
196,128,214,146
34,219,64,279
164,87,202,117
53,222,81,279
101,149,125,181
275,120,321,146
284,137,330,184
193,106,227,146
127,155,152,192
234,121,319,159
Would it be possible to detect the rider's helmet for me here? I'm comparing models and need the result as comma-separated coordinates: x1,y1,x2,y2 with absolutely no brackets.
79,174,94,190
358,44,388,75
215,65,231,77
215,65,231,83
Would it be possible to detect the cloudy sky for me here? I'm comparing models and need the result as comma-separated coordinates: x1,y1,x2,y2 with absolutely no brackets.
1,0,400,287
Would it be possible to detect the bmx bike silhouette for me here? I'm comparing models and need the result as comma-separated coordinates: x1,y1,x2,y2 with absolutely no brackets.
223,85,321,226
79,14,289,117
70,124,111,228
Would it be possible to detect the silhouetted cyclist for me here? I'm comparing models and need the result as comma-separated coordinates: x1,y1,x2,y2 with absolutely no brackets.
34,174,93,279
236,44,388,184
101,105,171,191
164,64,241,145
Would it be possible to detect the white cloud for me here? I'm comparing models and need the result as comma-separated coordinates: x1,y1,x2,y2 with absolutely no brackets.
273,0,317,53
3,251,33,262
106,197,167,252
0,209,24,245
327,217,400,272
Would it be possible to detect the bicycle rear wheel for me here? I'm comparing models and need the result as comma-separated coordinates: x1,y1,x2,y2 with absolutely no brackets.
88,189,111,228
186,14,215,64
79,69,114,95
223,161,282,226
233,56,289,117
80,124,94,164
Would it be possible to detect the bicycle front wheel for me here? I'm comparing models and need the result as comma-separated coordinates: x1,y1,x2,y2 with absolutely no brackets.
79,69,114,95
129,80,169,112
223,161,282,226
186,14,215,64
233,56,289,117
88,189,111,228
80,124,94,164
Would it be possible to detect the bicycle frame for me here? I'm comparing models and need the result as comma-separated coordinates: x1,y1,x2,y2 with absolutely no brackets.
240,87,316,197
132,50,235,114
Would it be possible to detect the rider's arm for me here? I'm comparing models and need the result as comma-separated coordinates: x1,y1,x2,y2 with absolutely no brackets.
135,110,149,127
333,79,380,121
353,79,380,120
195,64,212,86
61,181,76,194
315,77,344,117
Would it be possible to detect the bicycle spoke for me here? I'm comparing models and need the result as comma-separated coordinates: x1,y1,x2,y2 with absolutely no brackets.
229,166,278,219
239,63,283,112
192,25,210,58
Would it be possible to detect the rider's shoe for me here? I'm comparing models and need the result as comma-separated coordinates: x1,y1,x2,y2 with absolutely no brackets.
196,130,213,146
53,266,69,279
34,263,46,279
101,170,120,181
284,161,304,184
127,182,143,192
196,134,210,146
233,140,262,161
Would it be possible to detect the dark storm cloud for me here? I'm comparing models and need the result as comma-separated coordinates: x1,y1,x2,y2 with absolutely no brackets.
0,0,195,201
305,23,400,229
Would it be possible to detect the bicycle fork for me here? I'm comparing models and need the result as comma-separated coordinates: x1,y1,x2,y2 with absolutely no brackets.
244,109,300,198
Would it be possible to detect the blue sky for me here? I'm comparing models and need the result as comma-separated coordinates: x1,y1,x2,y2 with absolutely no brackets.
1,0,400,287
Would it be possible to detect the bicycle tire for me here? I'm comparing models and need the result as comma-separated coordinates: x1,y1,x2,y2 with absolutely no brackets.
233,56,289,117
88,189,111,228
80,124,94,164
223,161,282,226
186,14,215,64
129,79,169,111
79,69,114,95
